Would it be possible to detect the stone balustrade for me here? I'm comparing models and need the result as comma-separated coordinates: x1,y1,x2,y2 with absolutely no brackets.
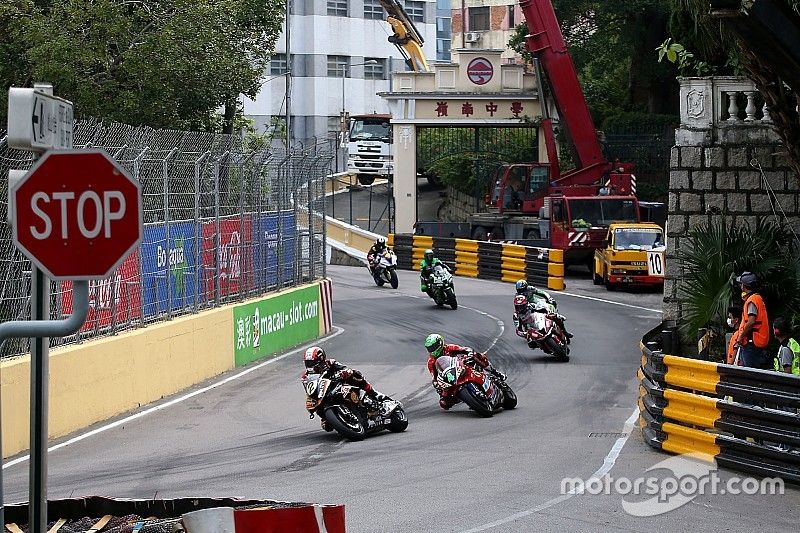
677,76,779,146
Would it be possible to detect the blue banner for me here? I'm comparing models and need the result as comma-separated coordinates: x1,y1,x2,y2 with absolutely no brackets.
253,211,296,289
141,222,200,317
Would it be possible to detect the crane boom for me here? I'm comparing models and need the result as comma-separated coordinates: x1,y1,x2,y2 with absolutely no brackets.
379,0,430,72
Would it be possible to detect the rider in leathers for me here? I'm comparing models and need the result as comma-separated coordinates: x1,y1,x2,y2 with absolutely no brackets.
514,279,572,340
302,346,388,431
367,237,388,275
424,334,506,410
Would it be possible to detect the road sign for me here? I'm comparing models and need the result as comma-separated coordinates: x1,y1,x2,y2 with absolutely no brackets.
7,87,74,151
11,149,143,280
467,57,493,85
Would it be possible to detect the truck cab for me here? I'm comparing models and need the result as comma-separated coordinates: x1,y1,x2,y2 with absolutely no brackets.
593,222,665,290
346,114,393,185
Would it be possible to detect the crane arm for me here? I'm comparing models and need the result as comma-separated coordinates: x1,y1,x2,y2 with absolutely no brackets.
380,0,430,72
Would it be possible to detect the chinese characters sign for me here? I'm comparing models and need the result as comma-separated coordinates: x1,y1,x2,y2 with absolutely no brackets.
420,100,535,120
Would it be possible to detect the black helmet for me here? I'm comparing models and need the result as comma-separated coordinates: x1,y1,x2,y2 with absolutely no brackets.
376,237,386,250
515,279,529,294
304,346,327,373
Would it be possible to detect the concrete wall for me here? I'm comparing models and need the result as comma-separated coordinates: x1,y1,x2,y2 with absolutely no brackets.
442,185,477,222
2,281,331,457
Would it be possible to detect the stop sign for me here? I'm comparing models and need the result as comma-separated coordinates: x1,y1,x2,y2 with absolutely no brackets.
11,149,143,280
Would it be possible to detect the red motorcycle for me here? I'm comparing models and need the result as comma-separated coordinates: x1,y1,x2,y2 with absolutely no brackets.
515,308,570,361
434,354,517,417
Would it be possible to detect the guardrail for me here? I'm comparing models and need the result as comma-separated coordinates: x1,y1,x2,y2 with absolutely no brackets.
638,324,800,482
388,234,565,291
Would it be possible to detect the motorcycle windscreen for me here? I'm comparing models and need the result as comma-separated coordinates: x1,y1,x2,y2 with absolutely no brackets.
435,356,459,384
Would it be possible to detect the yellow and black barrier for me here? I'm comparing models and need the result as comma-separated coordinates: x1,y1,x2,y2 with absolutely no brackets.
638,324,800,482
388,234,565,291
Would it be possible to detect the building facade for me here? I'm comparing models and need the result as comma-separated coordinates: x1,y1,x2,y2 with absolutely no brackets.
242,0,439,142
450,0,522,63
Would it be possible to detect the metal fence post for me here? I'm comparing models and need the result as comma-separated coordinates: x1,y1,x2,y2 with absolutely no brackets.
164,147,178,319
194,152,209,313
134,147,149,324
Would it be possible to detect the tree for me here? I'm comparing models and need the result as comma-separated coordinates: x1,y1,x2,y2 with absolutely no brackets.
1,0,284,132
509,1,678,125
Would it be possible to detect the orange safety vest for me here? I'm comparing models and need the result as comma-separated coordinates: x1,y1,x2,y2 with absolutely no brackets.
737,293,770,349
726,332,738,365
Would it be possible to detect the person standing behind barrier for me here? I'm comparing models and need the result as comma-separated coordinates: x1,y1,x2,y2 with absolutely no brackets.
734,272,771,369
726,305,743,365
773,317,800,375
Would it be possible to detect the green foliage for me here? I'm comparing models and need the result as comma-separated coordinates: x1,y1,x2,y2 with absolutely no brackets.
417,128,538,194
656,38,711,75
601,112,679,134
679,218,800,337
0,0,284,131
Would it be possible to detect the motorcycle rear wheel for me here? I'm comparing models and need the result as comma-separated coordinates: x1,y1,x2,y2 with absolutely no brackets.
545,337,570,361
457,386,494,417
324,405,367,441
388,408,408,432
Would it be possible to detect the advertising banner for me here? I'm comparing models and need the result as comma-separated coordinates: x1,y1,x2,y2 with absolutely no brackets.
61,250,142,331
141,221,199,317
202,216,254,300
233,284,320,366
252,211,297,289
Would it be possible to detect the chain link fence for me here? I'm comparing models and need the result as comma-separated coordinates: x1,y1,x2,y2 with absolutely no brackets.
0,122,333,358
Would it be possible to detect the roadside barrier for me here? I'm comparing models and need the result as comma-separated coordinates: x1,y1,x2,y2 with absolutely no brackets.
388,234,565,291
638,324,800,482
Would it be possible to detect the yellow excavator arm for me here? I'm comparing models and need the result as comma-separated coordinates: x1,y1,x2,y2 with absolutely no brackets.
379,0,430,72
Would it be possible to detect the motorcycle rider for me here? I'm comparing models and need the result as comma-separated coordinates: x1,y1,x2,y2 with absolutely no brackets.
420,249,450,296
514,279,572,339
424,333,506,410
367,237,388,274
513,294,538,348
302,346,389,430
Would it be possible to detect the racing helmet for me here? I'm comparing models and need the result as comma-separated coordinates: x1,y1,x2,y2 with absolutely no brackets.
425,333,445,358
375,237,387,251
514,294,529,315
304,346,327,373
515,279,529,294
424,249,434,262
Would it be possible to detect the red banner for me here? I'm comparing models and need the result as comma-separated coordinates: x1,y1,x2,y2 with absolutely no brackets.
61,249,142,332
202,216,253,300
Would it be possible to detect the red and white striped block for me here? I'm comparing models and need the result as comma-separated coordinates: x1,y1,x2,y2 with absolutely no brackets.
319,278,333,334
182,504,346,533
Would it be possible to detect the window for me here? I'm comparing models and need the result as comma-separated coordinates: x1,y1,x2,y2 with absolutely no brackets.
508,5,515,28
364,0,383,19
270,54,288,75
327,55,349,77
404,0,424,22
364,58,385,80
469,6,489,31
436,39,451,61
327,0,347,16
328,116,342,133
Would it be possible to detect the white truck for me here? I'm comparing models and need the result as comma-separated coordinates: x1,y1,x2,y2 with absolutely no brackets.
346,114,393,185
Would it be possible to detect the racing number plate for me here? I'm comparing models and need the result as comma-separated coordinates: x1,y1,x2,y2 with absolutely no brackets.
647,251,665,277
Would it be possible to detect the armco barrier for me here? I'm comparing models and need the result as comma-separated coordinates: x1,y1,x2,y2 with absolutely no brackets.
1,280,332,458
389,234,565,291
638,324,800,482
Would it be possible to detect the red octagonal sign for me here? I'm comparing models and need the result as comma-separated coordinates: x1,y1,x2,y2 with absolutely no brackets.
11,149,143,280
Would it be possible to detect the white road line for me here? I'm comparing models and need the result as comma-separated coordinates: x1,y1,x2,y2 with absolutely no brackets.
558,291,661,313
2,327,346,470
459,406,641,532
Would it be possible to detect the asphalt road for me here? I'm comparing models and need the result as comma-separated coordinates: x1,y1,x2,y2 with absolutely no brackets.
4,267,798,532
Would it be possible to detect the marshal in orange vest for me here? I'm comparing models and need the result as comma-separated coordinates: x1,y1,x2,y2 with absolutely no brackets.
737,293,770,349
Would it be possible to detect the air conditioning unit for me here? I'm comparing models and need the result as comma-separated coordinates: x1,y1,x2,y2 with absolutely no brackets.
465,32,482,43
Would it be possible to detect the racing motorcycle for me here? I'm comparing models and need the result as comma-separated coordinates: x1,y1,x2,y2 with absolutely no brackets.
370,249,399,289
302,371,408,441
515,306,570,361
434,353,516,417
427,264,457,310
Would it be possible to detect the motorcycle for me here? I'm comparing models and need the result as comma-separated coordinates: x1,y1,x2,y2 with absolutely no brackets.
427,264,458,310
302,371,408,441
434,354,517,417
516,306,570,361
370,249,399,289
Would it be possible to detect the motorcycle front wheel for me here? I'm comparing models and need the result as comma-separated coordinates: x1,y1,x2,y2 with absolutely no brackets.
324,405,367,441
389,269,399,289
499,382,518,409
446,289,457,310
545,337,570,361
388,408,408,432
457,385,494,417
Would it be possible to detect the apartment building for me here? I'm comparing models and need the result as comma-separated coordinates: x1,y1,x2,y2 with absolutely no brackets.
450,0,522,62
242,0,441,142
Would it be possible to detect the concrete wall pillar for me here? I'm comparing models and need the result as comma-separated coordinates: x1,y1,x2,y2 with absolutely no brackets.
393,123,417,233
